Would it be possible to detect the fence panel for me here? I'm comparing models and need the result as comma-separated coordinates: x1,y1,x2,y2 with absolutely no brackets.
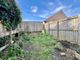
48,17,80,44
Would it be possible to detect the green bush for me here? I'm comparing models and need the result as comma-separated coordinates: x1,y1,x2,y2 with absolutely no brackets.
0,42,25,60
0,36,10,47
0,0,22,30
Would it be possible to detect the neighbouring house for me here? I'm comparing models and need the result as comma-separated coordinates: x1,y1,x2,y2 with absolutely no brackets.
45,10,67,22
20,10,67,32
21,21,44,32
43,10,67,31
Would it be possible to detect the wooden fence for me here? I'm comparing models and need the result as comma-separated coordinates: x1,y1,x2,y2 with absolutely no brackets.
0,16,79,47
47,16,80,44
19,16,80,44
0,24,23,51
16,16,80,44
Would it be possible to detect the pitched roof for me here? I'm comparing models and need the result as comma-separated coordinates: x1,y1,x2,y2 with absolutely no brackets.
45,10,67,22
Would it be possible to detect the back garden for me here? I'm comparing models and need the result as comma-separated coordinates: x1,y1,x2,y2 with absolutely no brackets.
0,0,80,60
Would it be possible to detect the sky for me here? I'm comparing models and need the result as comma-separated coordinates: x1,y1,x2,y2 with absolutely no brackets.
16,0,80,21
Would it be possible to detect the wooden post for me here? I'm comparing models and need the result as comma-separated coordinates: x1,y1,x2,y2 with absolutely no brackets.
77,15,80,44
48,23,50,34
42,21,46,33
0,21,3,32
57,21,59,41
10,27,14,44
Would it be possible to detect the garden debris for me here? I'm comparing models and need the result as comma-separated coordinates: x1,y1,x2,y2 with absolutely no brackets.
53,41,80,60
54,48,79,60
59,40,80,54
60,52,66,56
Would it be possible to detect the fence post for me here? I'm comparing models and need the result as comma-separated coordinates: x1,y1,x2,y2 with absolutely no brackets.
10,27,13,44
48,23,50,34
42,21,46,33
77,15,80,44
57,21,59,41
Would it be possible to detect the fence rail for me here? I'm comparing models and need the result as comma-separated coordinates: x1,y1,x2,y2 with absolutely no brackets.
0,29,22,38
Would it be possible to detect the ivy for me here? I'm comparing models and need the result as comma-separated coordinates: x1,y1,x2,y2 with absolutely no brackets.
0,39,25,60
0,0,22,30
0,36,10,47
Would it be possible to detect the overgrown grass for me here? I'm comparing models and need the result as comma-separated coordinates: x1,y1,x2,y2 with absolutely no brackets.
0,32,25,60
0,41,25,60
22,32,62,60
0,32,63,60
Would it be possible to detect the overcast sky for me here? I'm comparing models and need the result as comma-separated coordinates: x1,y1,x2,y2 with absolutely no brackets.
16,0,80,21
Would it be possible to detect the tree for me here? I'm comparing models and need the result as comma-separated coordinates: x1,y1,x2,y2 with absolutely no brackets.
0,0,22,30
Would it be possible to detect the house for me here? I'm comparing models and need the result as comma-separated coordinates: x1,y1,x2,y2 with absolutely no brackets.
43,10,67,31
45,10,67,22
20,10,67,32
